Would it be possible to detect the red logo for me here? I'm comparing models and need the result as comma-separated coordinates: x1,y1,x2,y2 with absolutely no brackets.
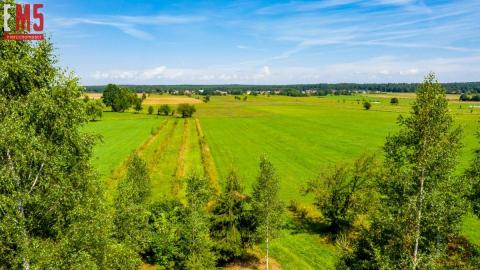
2,3,44,40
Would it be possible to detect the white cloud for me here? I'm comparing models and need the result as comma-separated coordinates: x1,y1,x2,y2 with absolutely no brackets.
87,55,480,84
93,66,171,80
256,66,271,78
257,0,360,15
400,68,419,75
52,15,205,40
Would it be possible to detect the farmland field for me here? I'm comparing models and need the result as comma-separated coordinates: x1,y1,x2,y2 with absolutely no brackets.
85,93,480,269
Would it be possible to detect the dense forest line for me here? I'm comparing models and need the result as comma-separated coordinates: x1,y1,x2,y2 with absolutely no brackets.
85,82,480,95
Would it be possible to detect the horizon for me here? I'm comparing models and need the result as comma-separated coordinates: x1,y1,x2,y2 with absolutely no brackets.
84,81,480,87
44,0,480,85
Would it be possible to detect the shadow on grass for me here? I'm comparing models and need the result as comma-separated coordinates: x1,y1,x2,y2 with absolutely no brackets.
223,252,260,269
286,204,330,236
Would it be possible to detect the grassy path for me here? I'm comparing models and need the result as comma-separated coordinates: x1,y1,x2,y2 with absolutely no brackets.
147,119,183,201
172,119,189,196
195,118,220,192
184,118,205,177
103,117,168,202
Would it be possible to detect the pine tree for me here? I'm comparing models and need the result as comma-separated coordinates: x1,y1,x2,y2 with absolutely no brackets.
251,156,284,270
211,169,253,264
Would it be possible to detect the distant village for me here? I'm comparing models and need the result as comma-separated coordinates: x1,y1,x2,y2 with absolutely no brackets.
150,88,375,97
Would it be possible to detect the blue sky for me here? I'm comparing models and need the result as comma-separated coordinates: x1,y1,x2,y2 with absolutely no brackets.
43,0,479,85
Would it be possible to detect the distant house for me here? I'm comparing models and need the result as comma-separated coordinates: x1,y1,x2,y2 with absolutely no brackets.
214,90,228,96
198,89,205,94
304,89,317,95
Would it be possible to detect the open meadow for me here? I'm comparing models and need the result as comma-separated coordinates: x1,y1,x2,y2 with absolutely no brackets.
85,93,480,269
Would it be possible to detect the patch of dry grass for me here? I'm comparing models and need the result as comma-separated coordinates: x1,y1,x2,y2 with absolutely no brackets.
143,96,202,105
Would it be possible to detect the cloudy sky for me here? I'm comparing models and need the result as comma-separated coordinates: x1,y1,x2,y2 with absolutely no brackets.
43,0,479,85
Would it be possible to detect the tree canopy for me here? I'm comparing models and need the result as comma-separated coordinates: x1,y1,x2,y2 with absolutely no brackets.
0,35,136,268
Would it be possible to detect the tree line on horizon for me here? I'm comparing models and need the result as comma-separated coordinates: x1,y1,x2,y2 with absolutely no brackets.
85,82,480,95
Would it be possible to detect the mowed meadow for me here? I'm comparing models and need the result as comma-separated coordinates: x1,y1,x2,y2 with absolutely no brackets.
84,93,480,269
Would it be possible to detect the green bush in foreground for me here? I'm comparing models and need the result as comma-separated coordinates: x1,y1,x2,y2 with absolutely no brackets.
304,155,379,234
114,155,151,254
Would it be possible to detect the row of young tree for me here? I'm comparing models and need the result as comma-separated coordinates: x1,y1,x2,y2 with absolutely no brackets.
113,155,284,269
101,84,198,118
0,32,280,268
304,74,480,269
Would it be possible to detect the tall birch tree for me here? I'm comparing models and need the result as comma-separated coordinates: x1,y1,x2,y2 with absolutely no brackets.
252,156,284,270
341,73,468,269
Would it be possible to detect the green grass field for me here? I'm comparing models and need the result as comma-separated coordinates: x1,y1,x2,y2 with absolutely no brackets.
82,112,166,182
84,94,480,269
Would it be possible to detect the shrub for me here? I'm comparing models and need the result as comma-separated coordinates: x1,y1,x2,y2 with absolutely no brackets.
390,97,399,105
158,104,171,116
177,104,196,118
363,101,371,110
86,99,104,121
304,155,379,233
134,98,143,113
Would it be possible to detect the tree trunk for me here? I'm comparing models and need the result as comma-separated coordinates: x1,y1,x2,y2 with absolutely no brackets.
7,151,31,270
18,202,30,270
266,236,269,270
412,167,426,269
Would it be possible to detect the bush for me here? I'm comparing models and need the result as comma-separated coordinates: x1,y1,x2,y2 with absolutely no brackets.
460,93,470,101
148,106,154,115
304,155,379,233
85,99,104,121
134,98,143,113
363,101,371,110
158,104,171,116
177,104,196,118
390,97,399,105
